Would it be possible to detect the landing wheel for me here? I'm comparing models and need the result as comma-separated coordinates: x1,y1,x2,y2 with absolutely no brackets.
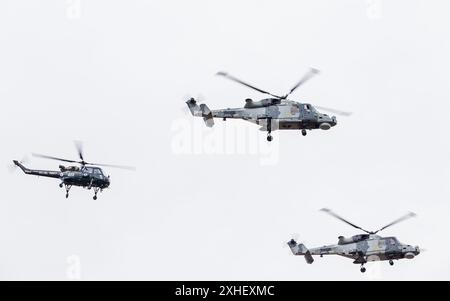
93,187,100,200
360,267,366,273
302,129,307,136
64,185,71,199
389,260,394,266
266,117,273,142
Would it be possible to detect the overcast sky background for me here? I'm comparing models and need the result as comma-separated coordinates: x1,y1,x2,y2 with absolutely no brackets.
0,0,449,280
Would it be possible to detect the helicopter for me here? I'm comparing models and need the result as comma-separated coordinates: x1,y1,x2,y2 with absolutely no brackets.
287,208,421,273
12,142,135,200
186,69,351,141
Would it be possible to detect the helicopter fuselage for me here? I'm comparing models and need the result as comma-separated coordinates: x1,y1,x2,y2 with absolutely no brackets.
214,99,337,130
13,142,133,200
59,168,110,189
288,209,419,272
13,161,110,189
187,98,337,134
289,235,420,264
315,236,418,262
187,69,349,141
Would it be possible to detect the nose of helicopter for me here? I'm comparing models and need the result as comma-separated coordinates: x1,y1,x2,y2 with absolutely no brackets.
415,246,421,255
318,115,337,130
403,245,420,259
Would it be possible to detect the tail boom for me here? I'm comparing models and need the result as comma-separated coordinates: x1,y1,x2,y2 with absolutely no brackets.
13,160,61,179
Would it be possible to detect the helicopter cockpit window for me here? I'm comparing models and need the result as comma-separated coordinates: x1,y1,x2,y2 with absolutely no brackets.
304,104,311,112
383,237,398,245
93,168,103,175
85,167,94,174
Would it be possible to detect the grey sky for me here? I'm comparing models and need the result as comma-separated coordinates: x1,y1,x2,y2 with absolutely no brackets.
0,0,449,280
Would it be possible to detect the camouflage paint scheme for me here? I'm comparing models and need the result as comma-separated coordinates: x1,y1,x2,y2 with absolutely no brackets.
186,98,337,132
288,235,420,265
287,209,421,272
185,70,350,140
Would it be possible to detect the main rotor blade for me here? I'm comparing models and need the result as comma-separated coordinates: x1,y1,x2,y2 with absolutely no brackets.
86,162,136,171
284,68,320,99
315,106,352,117
374,212,417,234
320,208,373,234
216,71,282,98
32,153,79,164
74,140,84,162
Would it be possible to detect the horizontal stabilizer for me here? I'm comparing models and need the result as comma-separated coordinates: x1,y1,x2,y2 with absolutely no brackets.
200,104,214,127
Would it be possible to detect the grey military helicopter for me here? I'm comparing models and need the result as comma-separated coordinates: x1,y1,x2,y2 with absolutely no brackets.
288,208,421,273
186,69,351,141
13,142,135,200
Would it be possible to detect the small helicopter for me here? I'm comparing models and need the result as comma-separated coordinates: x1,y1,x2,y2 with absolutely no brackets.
186,69,351,141
13,142,135,200
288,208,421,273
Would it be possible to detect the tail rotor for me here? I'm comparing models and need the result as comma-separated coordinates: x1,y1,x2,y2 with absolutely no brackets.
182,94,206,114
8,155,29,173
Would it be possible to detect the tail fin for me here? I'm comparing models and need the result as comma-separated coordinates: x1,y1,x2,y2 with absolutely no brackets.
186,98,214,127
287,239,314,264
13,160,30,174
